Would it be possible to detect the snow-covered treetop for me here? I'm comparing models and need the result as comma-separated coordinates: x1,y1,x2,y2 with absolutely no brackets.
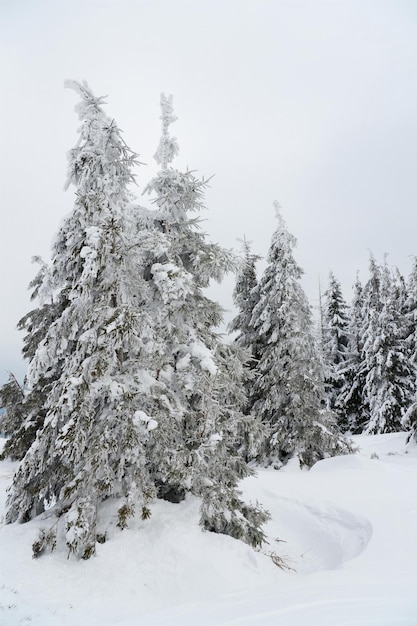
64,80,139,199
273,199,282,219
267,201,300,274
153,93,179,170
237,235,256,260
64,80,108,120
321,270,349,366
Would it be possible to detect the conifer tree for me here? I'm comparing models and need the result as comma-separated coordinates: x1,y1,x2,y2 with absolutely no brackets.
0,373,26,457
405,256,417,364
0,258,68,460
228,238,266,459
322,272,349,370
321,271,349,419
393,267,408,319
6,81,158,558
229,237,260,352
349,256,382,433
142,94,269,544
399,262,417,443
362,261,415,434
337,275,366,433
248,204,351,468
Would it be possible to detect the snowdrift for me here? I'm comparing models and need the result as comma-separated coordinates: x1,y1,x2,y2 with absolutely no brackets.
1,432,416,625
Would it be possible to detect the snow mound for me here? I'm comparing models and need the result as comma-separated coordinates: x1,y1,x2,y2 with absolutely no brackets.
271,497,372,573
309,453,378,472
251,486,373,574
351,431,411,457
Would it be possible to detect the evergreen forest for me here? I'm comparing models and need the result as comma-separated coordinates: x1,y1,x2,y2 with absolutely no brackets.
1,82,416,560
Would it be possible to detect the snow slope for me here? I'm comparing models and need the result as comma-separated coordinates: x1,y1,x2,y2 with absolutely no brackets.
1,433,416,625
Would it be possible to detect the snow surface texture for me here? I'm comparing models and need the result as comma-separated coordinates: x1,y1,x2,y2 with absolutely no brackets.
1,433,416,625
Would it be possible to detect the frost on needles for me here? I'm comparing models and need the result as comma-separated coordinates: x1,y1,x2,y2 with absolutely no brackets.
2,83,269,559
141,92,269,546
232,204,353,468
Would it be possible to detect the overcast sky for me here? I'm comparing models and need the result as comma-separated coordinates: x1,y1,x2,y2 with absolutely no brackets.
1,0,417,384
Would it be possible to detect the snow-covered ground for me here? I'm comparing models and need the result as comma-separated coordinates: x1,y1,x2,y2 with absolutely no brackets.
1,433,416,625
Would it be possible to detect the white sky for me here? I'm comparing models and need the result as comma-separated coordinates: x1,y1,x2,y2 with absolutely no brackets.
1,0,417,384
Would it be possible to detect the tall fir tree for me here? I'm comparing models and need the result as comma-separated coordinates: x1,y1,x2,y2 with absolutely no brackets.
405,256,417,365
0,373,26,456
402,259,417,443
321,271,350,420
362,260,415,434
321,272,349,368
248,204,351,468
350,256,382,433
228,238,267,458
5,81,159,558
229,237,260,353
337,275,366,433
386,262,417,442
142,94,269,546
0,258,68,461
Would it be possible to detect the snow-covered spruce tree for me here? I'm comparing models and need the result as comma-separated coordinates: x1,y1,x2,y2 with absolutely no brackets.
248,204,351,468
402,260,417,443
362,260,415,434
321,271,350,422
6,81,159,559
0,374,26,453
393,266,408,317
228,238,266,459
405,256,417,365
336,275,366,433
229,237,261,352
143,94,269,545
348,257,382,433
0,258,68,461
